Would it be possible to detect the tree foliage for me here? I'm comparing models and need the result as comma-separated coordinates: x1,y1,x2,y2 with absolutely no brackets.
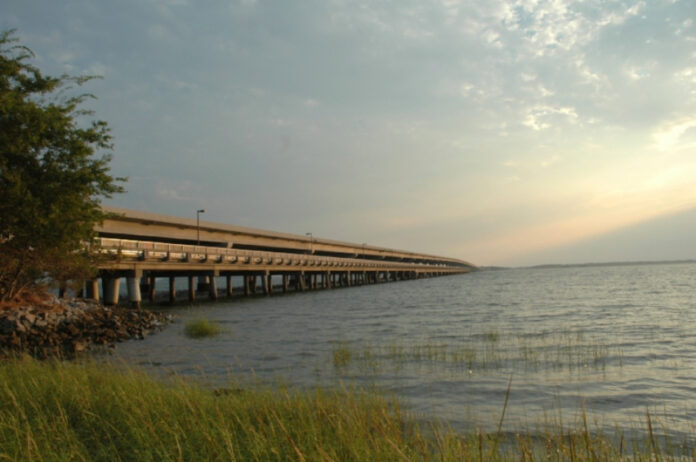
0,30,125,302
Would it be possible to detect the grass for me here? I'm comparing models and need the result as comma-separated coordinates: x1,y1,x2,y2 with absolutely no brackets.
330,330,624,375
0,357,694,461
332,342,353,367
183,318,221,338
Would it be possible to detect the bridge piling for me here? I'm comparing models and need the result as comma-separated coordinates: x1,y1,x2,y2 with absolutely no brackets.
169,276,176,303
102,276,120,306
85,279,100,302
126,274,142,308
226,275,233,297
208,274,218,300
148,275,157,302
262,271,271,295
188,275,196,302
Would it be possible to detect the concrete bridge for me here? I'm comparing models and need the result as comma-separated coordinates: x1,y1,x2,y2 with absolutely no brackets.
89,207,476,307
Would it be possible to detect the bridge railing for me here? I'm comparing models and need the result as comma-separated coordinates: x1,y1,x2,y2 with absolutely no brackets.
96,237,459,271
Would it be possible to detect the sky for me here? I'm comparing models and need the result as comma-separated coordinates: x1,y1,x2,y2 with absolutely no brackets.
3,0,695,267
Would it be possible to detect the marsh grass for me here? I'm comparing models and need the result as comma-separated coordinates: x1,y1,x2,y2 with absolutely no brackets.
0,357,693,461
184,318,221,338
330,330,624,376
332,342,353,367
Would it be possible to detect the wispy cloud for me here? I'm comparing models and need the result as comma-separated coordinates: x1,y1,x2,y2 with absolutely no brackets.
652,118,696,151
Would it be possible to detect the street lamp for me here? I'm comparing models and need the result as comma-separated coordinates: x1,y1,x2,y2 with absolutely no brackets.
196,209,206,245
306,232,313,254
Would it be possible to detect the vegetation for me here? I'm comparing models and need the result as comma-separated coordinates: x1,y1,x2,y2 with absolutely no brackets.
0,30,124,302
330,330,623,375
0,357,693,461
184,318,221,338
332,341,353,367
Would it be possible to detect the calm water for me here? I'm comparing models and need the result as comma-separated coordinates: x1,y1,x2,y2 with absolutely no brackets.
114,262,696,440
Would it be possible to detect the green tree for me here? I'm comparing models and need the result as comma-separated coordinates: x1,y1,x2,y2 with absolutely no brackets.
0,30,125,302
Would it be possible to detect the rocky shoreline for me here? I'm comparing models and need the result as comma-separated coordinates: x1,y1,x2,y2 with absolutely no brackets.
0,296,171,359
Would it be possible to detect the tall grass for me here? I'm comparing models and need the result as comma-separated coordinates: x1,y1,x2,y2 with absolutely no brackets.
0,357,693,461
330,330,624,375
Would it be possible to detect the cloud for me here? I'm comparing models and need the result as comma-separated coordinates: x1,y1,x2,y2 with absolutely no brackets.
652,118,696,150
523,105,578,130
154,179,201,202
625,65,651,81
494,0,646,58
540,155,560,168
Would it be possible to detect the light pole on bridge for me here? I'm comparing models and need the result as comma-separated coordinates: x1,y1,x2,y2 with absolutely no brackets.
306,232,313,254
196,209,206,245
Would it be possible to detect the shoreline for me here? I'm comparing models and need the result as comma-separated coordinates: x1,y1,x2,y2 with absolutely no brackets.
0,294,171,359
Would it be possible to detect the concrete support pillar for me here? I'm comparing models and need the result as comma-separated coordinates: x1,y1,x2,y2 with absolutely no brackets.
209,274,218,300
188,275,196,302
102,277,120,306
251,275,258,294
169,276,176,304
244,275,252,296
198,275,210,292
326,272,332,288
263,271,271,295
282,274,289,293
148,275,157,302
226,275,233,297
86,279,100,302
299,272,306,291
127,276,142,308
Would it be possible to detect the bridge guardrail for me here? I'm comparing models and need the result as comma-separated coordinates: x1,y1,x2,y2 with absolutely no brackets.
96,237,459,271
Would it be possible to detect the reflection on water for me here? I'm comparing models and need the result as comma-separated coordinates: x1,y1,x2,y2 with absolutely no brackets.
113,262,696,440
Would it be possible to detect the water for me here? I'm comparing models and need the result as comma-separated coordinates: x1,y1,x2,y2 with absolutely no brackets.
113,262,696,441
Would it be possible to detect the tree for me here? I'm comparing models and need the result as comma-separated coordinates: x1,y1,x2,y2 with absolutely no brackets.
0,30,125,302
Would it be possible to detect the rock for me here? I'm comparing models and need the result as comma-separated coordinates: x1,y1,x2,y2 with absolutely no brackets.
0,298,172,359
22,313,36,324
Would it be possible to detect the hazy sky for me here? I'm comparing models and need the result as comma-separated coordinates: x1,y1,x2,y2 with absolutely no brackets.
3,0,695,266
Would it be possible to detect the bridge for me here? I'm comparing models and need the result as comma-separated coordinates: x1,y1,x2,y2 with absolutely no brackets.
89,207,476,307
